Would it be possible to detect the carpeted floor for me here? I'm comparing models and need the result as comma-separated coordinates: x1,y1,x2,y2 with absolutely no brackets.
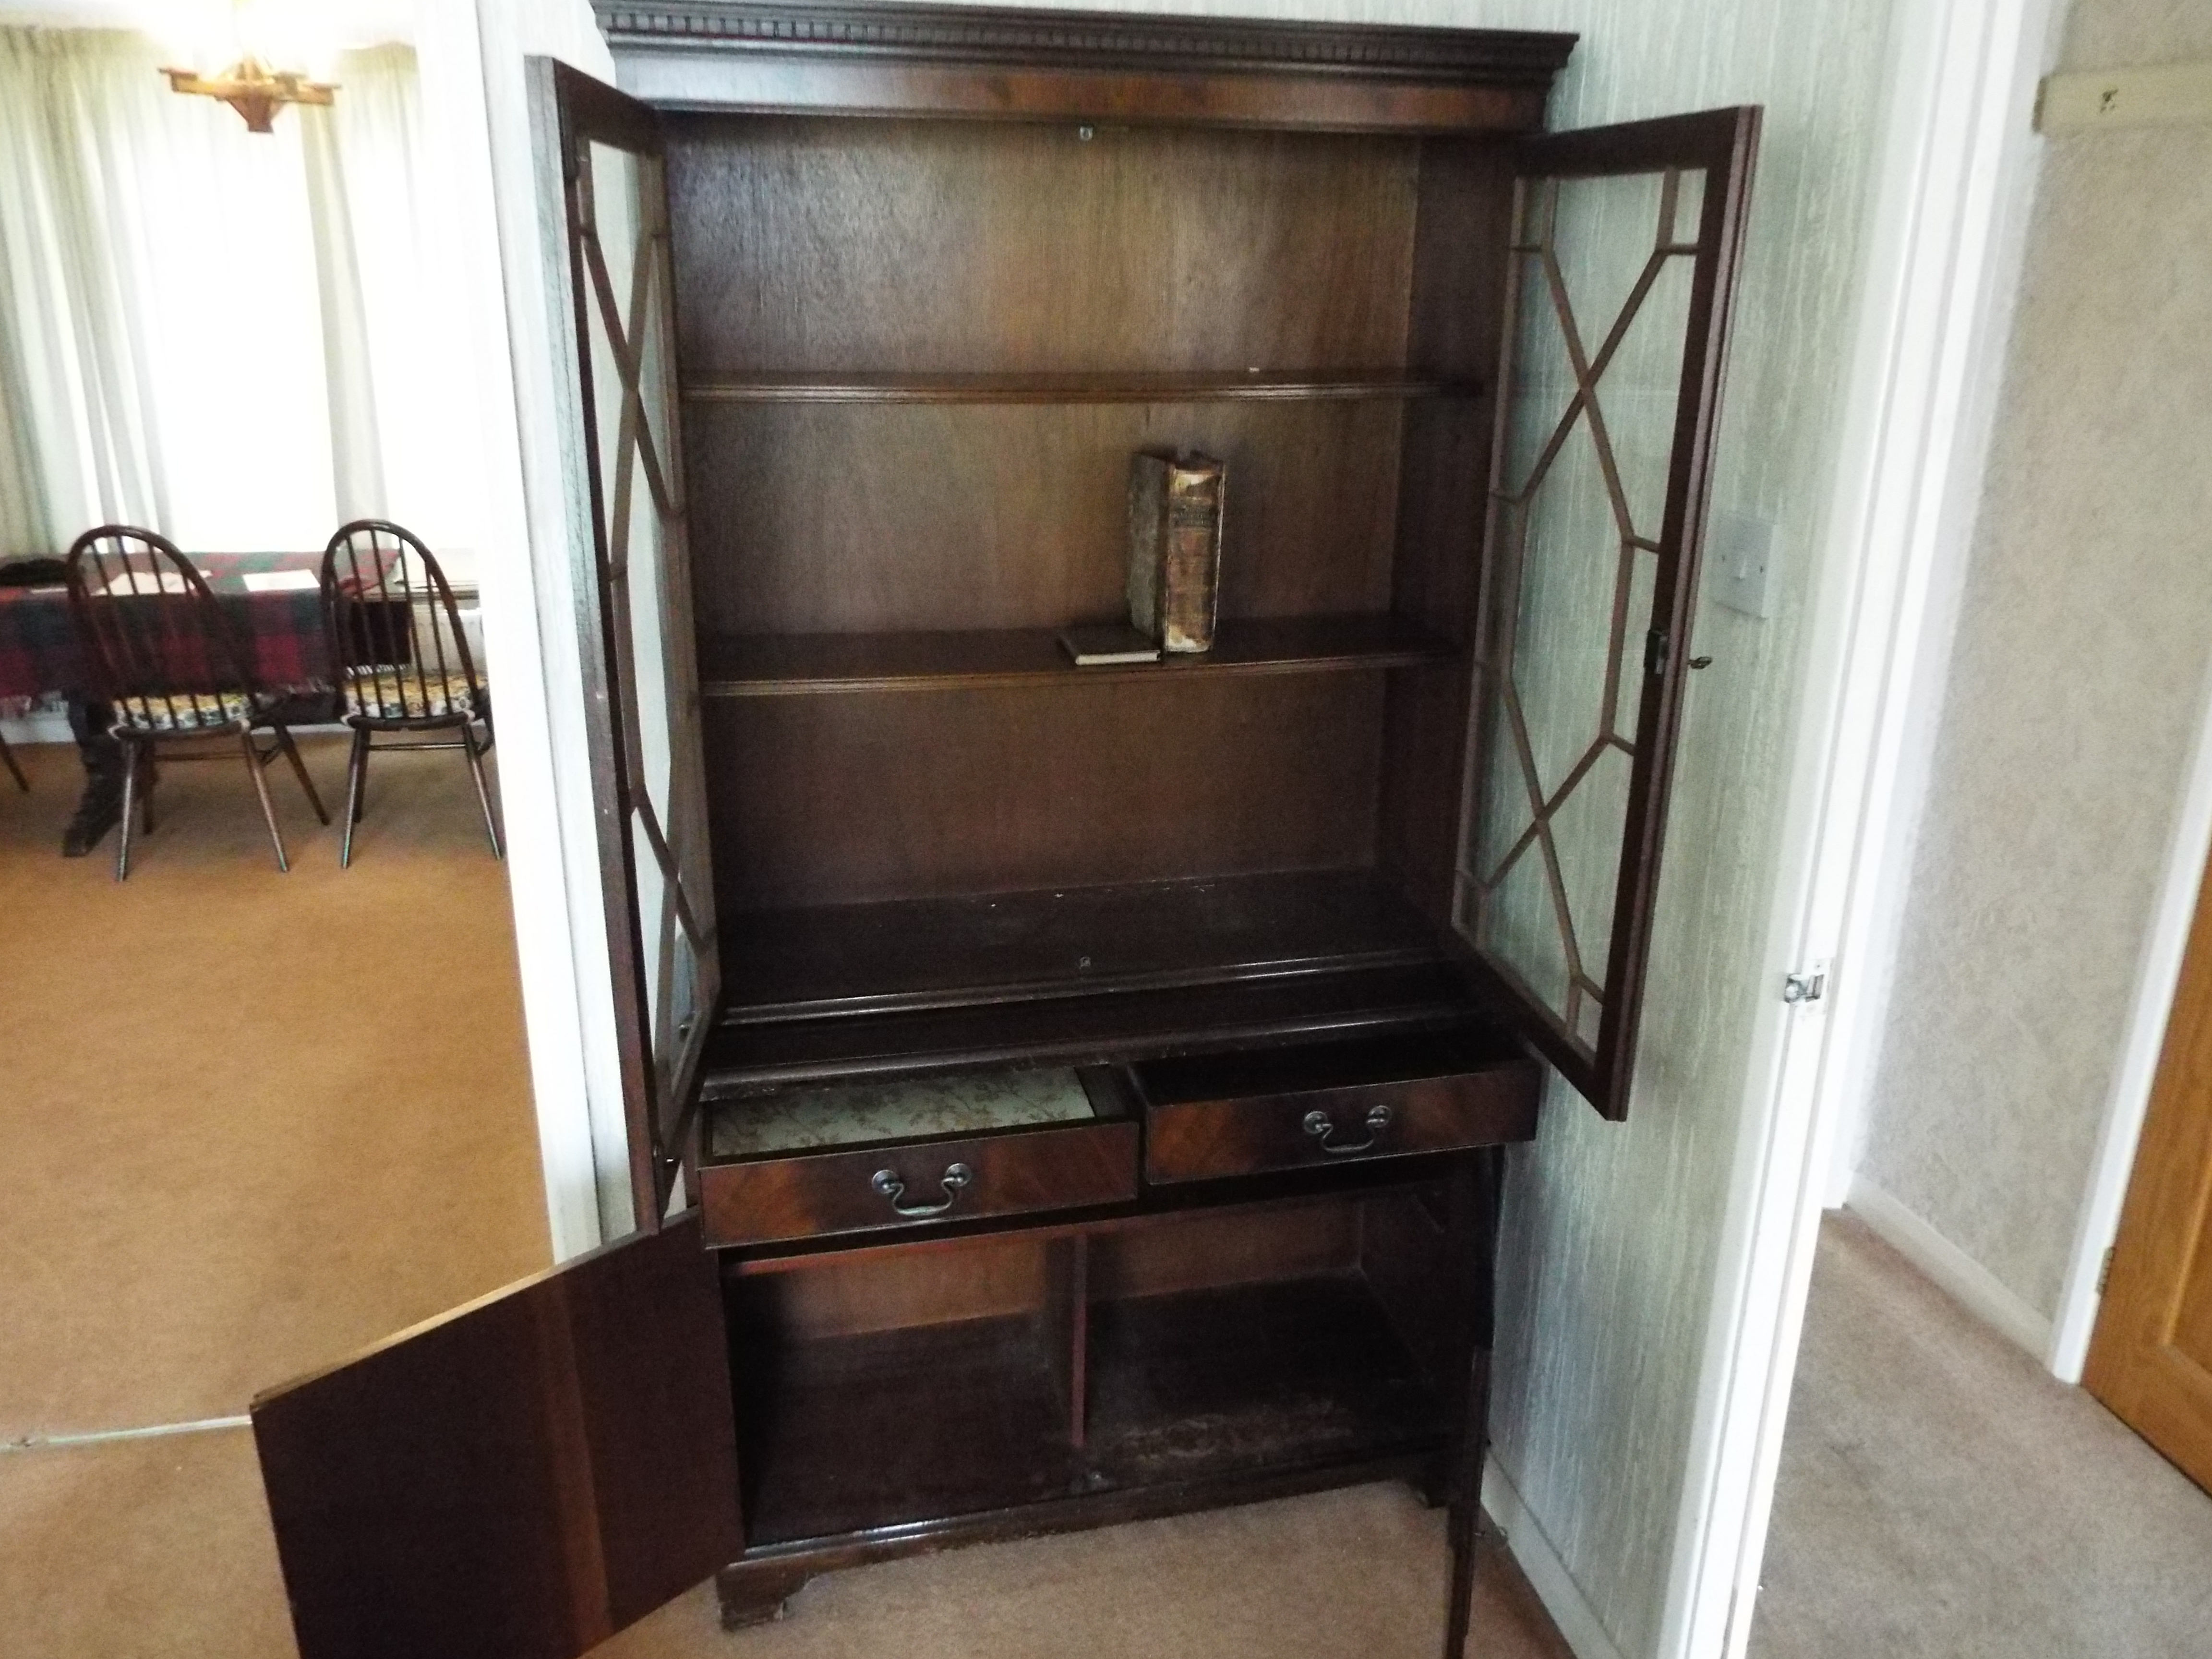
1751,1211,2212,1659
0,732,1573,1659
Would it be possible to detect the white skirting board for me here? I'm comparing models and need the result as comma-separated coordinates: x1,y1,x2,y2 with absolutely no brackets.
1844,1176,2054,1361
1484,1456,1630,1659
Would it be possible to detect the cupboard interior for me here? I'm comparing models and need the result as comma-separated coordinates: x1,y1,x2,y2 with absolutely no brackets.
667,111,1515,1089
724,1188,1470,1546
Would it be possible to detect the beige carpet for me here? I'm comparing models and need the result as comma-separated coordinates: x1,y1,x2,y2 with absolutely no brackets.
1751,1212,2212,1659
0,733,1573,1659
0,734,550,1437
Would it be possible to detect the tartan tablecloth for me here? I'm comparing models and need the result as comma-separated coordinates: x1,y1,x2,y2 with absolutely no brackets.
0,551,331,704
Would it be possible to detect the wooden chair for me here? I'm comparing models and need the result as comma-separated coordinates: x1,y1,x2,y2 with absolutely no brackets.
321,520,499,866
0,731,25,792
65,526,330,878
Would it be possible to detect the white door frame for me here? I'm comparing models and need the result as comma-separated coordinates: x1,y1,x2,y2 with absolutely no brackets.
1657,0,2060,1653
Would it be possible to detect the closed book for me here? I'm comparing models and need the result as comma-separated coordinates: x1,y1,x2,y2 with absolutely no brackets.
1127,450,1225,653
1058,623,1163,666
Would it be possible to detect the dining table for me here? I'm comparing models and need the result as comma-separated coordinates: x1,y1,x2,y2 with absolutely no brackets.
0,550,344,854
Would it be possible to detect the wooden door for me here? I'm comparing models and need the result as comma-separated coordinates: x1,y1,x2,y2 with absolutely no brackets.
252,1214,743,1659
2084,855,2212,1491
1456,108,1760,1119
536,58,720,1231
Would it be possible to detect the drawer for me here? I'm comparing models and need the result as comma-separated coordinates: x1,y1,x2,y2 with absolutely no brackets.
698,1065,1138,1248
1134,1029,1538,1186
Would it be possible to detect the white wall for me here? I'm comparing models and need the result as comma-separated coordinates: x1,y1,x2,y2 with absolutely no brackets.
410,0,629,1262
1851,0,2212,1338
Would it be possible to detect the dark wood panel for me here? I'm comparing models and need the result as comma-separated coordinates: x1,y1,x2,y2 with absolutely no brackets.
731,1310,1078,1545
612,5,1573,136
667,117,1419,376
636,58,1551,132
700,616,1456,697
733,1232,1050,1339
721,868,1442,1021
1137,1029,1538,1184
684,399,1405,636
703,674,1388,908
699,1119,1139,1247
1085,1200,1361,1301
1085,1274,1447,1488
704,964,1482,1091
714,1445,1438,1625
1380,139,1517,928
683,369,1481,404
251,1215,740,1659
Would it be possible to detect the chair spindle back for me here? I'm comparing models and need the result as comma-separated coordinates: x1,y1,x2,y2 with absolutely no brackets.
64,526,256,733
321,521,481,726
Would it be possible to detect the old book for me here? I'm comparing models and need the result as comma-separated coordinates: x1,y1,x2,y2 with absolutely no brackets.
1127,450,1225,653
1058,623,1163,666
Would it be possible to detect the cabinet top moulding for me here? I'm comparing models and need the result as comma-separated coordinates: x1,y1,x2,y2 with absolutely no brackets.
594,0,1577,132
681,370,1485,405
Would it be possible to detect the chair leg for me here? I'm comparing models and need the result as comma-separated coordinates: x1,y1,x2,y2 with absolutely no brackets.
115,739,139,881
139,748,156,834
272,723,329,825
0,732,26,793
462,722,503,860
341,728,370,868
241,730,290,873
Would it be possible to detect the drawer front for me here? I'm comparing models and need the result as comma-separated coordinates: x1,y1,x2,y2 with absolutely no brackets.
1143,1062,1538,1185
700,1120,1138,1248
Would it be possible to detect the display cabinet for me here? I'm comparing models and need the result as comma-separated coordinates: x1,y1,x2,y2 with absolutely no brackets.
248,7,1758,1657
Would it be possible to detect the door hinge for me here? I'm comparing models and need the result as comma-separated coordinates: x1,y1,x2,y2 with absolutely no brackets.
1781,968,1827,1005
2098,1246,2115,1295
1646,628,1671,676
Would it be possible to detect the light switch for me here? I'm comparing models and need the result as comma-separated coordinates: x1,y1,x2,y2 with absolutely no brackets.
1709,510,1775,620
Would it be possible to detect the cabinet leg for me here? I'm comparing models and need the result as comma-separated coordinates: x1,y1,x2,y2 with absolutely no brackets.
1416,1455,1452,1510
1443,1144,1504,1659
1442,1347,1492,1658
716,1562,813,1630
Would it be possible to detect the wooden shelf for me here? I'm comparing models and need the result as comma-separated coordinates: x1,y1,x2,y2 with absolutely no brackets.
735,1313,1075,1547
1086,1274,1448,1488
721,869,1445,1023
682,370,1483,406
700,616,1458,698
705,964,1480,1095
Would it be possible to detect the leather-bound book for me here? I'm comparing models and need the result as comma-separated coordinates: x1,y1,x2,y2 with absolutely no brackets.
1127,450,1225,653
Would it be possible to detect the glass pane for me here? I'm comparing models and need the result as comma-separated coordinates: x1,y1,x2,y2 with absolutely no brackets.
583,138,714,1114
1466,168,1705,1062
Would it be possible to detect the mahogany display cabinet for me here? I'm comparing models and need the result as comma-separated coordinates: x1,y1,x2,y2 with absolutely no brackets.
248,6,1759,1656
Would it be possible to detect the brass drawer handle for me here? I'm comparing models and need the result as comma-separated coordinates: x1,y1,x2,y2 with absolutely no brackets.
1303,1103,1392,1156
871,1161,974,1217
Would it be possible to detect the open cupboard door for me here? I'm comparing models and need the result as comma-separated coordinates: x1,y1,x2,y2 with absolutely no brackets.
539,57,720,1228
1456,108,1760,1119
252,1214,742,1659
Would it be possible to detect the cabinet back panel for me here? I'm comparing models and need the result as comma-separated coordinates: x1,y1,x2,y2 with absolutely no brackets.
1087,1202,1360,1301
666,117,1419,376
729,1235,1049,1341
705,674,1385,909
685,400,1403,635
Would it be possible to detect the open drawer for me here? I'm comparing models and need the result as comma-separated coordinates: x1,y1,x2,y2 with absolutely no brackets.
698,1065,1139,1248
1133,1028,1539,1185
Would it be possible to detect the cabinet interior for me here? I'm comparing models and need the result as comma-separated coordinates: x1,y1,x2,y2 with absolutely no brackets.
724,1186,1468,1547
671,112,1514,1102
